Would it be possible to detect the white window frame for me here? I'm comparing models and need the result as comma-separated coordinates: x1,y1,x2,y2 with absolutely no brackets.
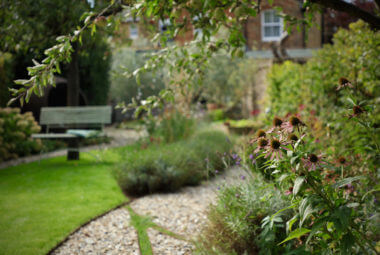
261,9,285,42
193,15,203,40
158,18,171,33
129,23,138,39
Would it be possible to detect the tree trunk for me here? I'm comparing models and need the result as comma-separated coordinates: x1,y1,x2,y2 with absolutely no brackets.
67,43,80,106
67,43,80,160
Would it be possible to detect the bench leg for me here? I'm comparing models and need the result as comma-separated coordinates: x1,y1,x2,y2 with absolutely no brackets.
67,139,80,160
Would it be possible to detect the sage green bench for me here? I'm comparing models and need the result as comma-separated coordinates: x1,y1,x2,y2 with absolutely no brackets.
32,106,112,160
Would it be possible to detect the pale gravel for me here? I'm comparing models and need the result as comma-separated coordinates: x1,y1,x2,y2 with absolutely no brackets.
52,167,247,255
148,228,193,255
52,208,139,255
130,167,247,237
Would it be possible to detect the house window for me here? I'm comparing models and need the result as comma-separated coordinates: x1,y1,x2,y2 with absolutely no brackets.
159,19,171,33
87,0,95,8
261,10,284,42
158,19,173,41
129,24,138,39
193,16,203,40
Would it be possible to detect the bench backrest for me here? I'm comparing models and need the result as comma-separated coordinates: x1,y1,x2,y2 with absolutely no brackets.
39,106,112,130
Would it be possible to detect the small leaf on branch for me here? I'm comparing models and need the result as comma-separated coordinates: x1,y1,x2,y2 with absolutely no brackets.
278,228,311,245
332,176,364,189
293,176,305,195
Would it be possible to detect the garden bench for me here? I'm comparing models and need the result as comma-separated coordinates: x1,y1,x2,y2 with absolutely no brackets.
32,106,112,160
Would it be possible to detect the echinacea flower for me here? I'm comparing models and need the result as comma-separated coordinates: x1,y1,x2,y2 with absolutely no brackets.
349,105,365,119
254,138,269,153
249,129,266,144
289,134,299,143
282,115,305,133
337,77,354,90
264,138,289,161
285,186,293,195
267,117,283,133
302,153,325,171
335,156,349,167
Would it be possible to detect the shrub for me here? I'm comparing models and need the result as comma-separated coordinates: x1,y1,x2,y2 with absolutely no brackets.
109,47,165,104
201,56,257,118
0,108,42,162
141,110,195,144
195,173,290,255
246,111,379,254
153,111,195,143
264,21,379,167
0,52,13,107
265,21,379,119
202,55,240,107
208,109,225,122
113,130,233,196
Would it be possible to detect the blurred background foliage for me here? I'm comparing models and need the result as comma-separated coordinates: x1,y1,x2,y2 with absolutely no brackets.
264,20,379,161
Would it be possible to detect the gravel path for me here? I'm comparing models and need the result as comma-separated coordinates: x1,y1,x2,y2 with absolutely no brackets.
53,208,139,255
52,167,246,255
148,229,193,255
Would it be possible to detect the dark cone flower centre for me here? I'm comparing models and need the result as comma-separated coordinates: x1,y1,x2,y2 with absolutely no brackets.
289,116,302,126
339,77,350,86
258,138,268,147
338,156,346,164
309,154,319,163
256,129,266,138
270,139,281,150
273,117,283,127
289,134,299,142
353,105,364,115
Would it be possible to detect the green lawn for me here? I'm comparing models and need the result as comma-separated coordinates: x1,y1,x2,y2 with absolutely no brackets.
0,147,130,255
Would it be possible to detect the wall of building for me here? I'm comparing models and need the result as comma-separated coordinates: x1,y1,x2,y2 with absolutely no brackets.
245,0,322,50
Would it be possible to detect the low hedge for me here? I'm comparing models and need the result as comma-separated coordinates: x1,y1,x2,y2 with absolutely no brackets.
113,131,233,196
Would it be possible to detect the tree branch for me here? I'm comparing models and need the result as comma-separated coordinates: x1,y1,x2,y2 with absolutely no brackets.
310,0,380,30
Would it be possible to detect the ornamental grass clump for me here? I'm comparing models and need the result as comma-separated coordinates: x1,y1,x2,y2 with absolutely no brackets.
0,107,42,162
195,173,288,255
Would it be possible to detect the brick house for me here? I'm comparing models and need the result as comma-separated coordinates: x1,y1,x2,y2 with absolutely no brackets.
115,0,365,116
119,0,327,60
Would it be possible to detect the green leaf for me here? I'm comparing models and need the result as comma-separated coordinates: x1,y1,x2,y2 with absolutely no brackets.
286,215,299,234
278,173,289,182
91,23,96,36
278,228,311,245
340,232,355,254
306,218,328,244
332,176,364,189
7,97,17,106
299,198,314,227
293,177,305,195
25,88,32,103
14,79,29,85
347,97,356,106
